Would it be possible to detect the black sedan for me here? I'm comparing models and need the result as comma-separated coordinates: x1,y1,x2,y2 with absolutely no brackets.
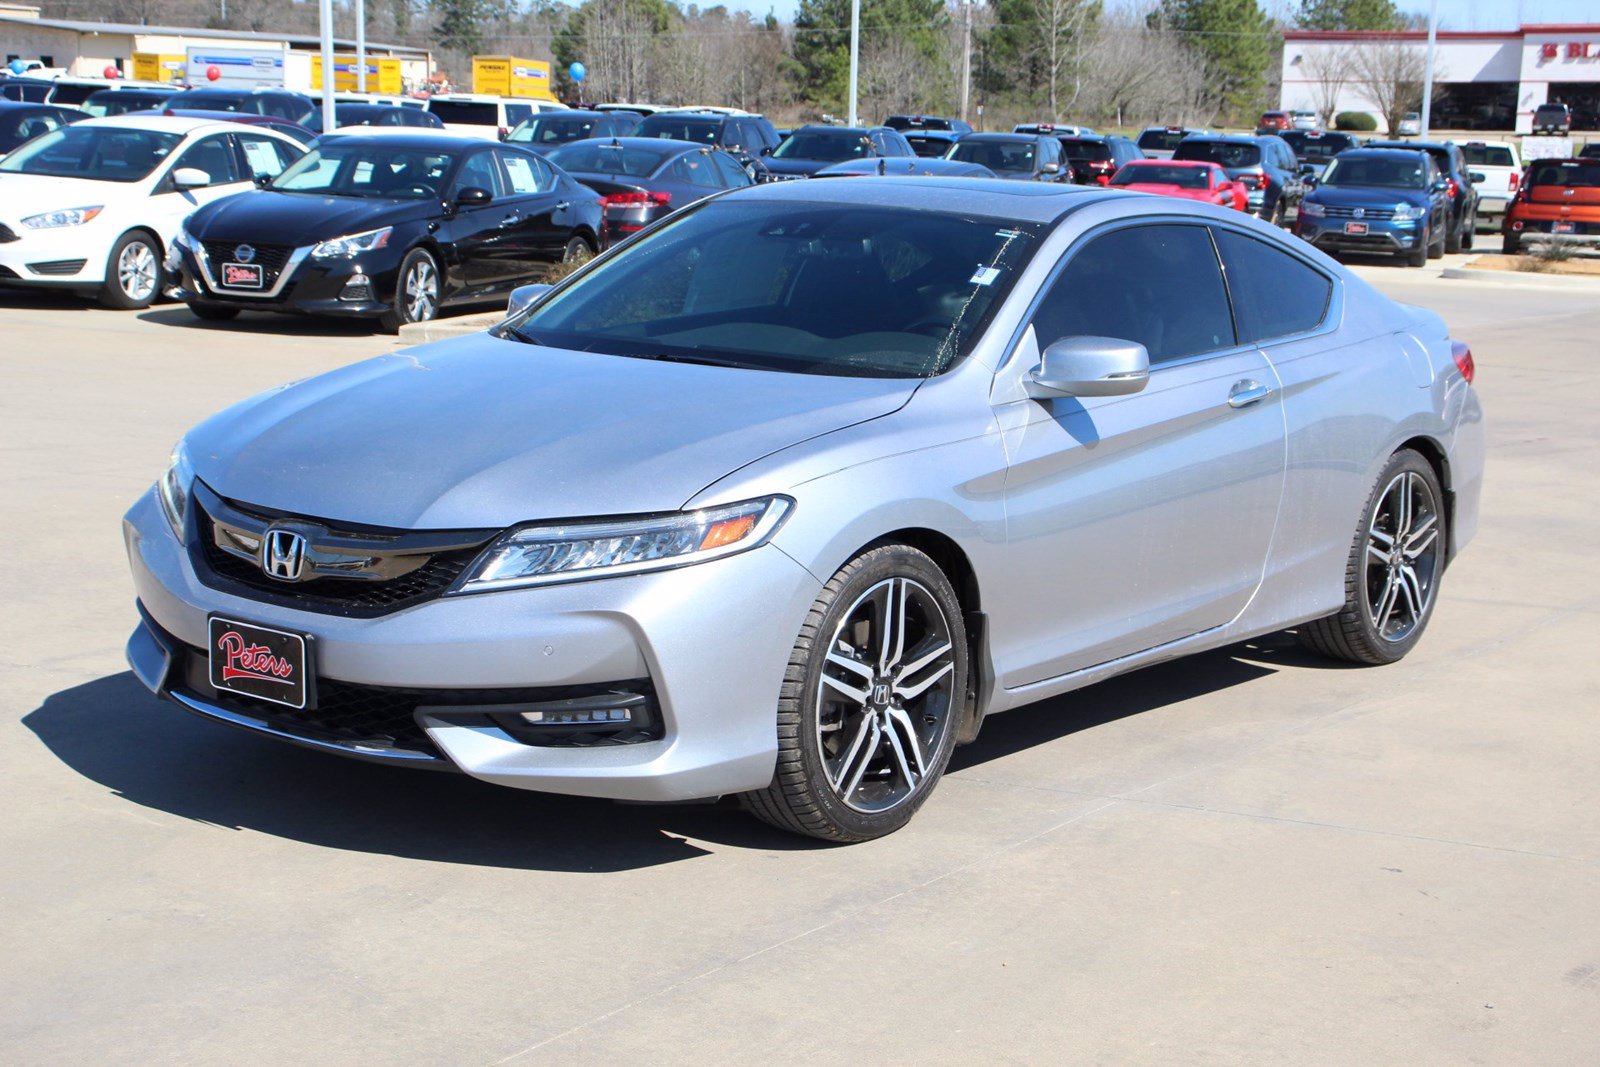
507,110,640,155
0,101,84,158
171,131,605,332
546,137,752,243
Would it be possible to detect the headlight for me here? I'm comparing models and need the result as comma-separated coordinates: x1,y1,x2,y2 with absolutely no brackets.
1393,203,1425,221
21,205,103,229
157,443,194,538
1299,200,1325,217
458,497,792,592
311,227,393,259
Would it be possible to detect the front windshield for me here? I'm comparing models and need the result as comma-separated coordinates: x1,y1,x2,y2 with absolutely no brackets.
1321,155,1427,189
1112,164,1208,188
547,141,670,177
511,115,603,145
1059,140,1110,162
635,117,720,144
80,92,166,118
270,142,456,198
772,130,870,162
0,125,181,182
508,200,1042,379
948,139,1034,172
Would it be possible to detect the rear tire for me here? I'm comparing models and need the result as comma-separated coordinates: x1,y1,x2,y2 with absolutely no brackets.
1445,211,1464,254
741,544,968,842
187,303,238,321
1501,233,1519,256
1299,449,1446,666
378,247,440,335
99,231,163,310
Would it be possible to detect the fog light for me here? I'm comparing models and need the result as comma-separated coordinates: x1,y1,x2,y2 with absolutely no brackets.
340,273,371,302
521,707,633,725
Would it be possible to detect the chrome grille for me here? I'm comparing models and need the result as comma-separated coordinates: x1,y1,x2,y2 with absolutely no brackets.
1322,205,1397,220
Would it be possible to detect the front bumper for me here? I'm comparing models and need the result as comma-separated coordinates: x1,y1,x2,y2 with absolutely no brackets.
1298,217,1423,255
123,487,822,801
169,239,400,318
0,222,109,287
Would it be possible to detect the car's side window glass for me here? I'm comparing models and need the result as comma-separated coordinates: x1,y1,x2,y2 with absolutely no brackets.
712,151,749,187
170,134,240,186
451,150,503,198
671,153,722,189
500,150,552,195
1213,228,1332,343
1032,224,1234,364
236,133,296,180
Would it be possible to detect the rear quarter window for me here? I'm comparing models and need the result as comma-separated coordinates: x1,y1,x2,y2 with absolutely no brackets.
1213,228,1332,343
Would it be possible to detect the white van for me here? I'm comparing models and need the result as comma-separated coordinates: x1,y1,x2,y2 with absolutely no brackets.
425,94,565,139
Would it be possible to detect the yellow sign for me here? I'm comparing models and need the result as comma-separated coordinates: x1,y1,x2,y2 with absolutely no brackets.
131,52,185,84
311,55,404,95
471,55,556,101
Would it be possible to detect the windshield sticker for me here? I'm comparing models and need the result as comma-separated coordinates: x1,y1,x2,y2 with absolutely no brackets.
969,265,1002,286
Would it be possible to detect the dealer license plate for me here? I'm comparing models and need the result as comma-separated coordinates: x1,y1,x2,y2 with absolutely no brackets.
1553,221,1576,234
1343,221,1369,235
208,616,309,709
221,262,264,289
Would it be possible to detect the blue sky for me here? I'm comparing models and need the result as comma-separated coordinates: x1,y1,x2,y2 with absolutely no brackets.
725,0,1599,32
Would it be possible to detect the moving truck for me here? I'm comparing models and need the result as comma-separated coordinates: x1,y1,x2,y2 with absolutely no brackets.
132,53,186,84
312,55,404,96
471,56,556,102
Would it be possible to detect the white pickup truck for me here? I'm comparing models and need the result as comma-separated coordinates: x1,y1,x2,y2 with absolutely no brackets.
1461,140,1523,229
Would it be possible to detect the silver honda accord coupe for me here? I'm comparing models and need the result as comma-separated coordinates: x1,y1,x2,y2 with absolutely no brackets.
124,177,1484,841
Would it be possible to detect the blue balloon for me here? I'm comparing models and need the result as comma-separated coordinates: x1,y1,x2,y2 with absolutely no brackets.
8,59,27,75
568,62,587,83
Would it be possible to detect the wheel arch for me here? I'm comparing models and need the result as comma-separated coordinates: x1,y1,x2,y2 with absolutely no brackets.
1395,434,1457,562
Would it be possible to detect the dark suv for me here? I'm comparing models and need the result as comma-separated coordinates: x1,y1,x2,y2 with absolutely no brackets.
1053,134,1143,184
1364,140,1481,252
1278,129,1359,168
162,88,317,127
945,133,1068,182
884,115,972,157
632,111,782,172
757,125,914,181
1172,134,1305,222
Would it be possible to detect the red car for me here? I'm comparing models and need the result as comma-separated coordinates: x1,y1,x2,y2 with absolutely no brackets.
1257,110,1292,133
1107,160,1247,211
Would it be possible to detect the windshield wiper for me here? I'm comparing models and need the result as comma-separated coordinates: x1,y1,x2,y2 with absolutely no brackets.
621,351,750,369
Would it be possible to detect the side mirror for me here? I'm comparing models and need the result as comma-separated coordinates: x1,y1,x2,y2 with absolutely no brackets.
252,172,272,188
507,282,553,318
1468,171,1485,184
760,145,773,156
1302,175,1318,188
455,186,492,207
1027,336,1150,399
1042,161,1060,173
171,167,210,188
1298,163,1317,177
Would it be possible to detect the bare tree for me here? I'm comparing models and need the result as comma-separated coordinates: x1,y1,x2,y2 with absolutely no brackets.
1076,16,1216,129
1349,39,1429,135
1031,0,1094,121
1300,48,1351,128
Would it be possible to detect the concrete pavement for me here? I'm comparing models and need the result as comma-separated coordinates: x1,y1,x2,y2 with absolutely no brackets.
1,266,1597,1064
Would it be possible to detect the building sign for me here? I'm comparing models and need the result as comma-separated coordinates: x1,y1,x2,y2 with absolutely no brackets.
1539,42,1599,61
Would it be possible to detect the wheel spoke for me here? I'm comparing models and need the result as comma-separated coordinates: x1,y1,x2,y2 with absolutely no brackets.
1404,513,1438,558
897,638,952,680
876,578,907,673
836,718,880,799
826,647,874,681
882,715,921,790
820,673,869,705
1396,474,1414,538
894,660,953,702
884,705,927,777
1366,542,1393,566
1373,578,1400,634
1398,563,1426,619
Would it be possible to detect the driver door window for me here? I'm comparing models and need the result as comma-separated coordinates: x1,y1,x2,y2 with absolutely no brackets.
451,150,504,199
235,133,298,181
168,134,240,188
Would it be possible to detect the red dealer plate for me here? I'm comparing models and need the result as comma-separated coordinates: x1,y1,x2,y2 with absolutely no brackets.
208,616,309,709
1343,221,1369,235
1554,221,1576,234
221,262,264,289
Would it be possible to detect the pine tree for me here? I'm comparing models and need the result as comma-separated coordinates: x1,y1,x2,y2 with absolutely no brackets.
1153,0,1274,122
1296,0,1402,31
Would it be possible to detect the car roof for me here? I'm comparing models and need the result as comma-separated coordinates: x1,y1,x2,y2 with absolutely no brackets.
80,113,250,135
529,109,611,120
735,174,1116,222
1124,158,1216,167
960,132,1040,142
1334,147,1433,160
1367,140,1451,150
321,128,484,145
1183,134,1270,145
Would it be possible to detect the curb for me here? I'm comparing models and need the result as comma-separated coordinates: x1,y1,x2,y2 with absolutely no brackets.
1440,266,1600,289
397,312,503,344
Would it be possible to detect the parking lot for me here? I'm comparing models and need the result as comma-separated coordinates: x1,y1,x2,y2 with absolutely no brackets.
2,258,1598,1063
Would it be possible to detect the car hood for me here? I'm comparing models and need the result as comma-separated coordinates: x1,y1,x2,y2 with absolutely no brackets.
760,157,835,177
189,190,435,245
185,334,918,530
1309,185,1428,209
1118,182,1213,199
0,171,139,217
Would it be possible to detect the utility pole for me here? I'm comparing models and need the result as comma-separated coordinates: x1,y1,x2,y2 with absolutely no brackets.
356,0,367,93
1419,0,1438,136
959,0,972,124
847,0,860,127
318,0,335,134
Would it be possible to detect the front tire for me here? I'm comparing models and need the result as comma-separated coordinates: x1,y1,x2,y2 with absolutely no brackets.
99,231,163,310
1406,228,1429,268
1299,449,1447,666
1427,220,1445,260
742,544,968,842
378,248,441,334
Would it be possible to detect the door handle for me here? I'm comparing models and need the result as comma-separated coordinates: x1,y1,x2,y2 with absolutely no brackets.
555,200,571,211
1228,380,1272,408
499,215,521,228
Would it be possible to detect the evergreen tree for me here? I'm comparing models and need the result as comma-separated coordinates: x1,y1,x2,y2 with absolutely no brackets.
433,0,513,56
1152,0,1274,122
1296,0,1402,31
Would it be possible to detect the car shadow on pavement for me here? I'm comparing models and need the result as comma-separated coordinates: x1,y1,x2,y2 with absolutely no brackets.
135,307,383,338
21,672,817,872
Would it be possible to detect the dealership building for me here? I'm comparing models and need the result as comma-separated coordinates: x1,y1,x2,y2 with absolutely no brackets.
1281,23,1600,133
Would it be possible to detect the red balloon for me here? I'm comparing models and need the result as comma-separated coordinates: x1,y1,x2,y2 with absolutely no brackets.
103,65,121,79
206,65,221,82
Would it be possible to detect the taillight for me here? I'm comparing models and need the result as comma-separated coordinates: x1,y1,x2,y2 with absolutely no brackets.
1251,173,1269,190
601,191,672,207
1451,340,1475,384
1090,159,1112,170
1507,171,1519,194
1446,178,1458,199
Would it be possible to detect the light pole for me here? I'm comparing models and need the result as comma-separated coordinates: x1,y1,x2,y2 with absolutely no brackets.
1419,0,1438,136
847,0,860,127
318,0,335,134
959,0,972,124
356,0,367,93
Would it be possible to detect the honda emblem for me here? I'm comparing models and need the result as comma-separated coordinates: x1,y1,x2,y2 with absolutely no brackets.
262,528,308,581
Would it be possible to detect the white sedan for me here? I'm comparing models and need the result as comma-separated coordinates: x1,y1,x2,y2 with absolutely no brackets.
0,114,303,308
